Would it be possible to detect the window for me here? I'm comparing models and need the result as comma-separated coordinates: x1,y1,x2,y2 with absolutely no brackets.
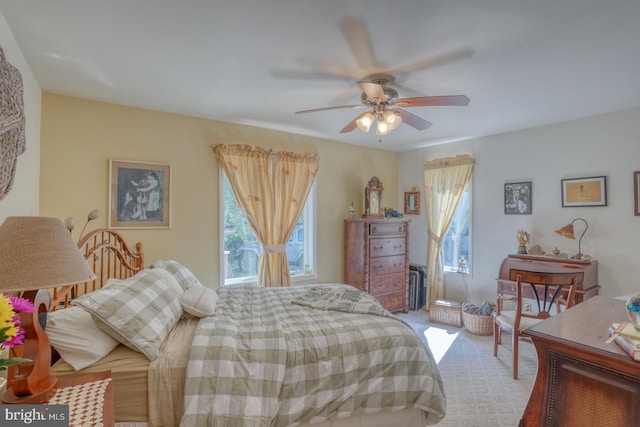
443,184,471,274
220,171,316,285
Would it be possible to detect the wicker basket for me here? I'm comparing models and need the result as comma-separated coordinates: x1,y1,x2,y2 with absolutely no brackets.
462,310,494,336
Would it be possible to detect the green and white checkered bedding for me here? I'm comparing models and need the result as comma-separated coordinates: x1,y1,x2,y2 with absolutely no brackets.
180,284,446,427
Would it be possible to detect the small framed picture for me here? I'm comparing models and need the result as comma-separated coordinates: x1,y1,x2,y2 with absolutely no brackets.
504,182,532,214
561,176,607,207
109,159,171,228
404,191,420,215
634,172,640,216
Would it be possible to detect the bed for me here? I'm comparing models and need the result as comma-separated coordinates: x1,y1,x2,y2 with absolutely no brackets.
44,229,446,426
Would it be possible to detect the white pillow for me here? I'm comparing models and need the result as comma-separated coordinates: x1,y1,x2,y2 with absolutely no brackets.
150,259,203,290
180,286,219,317
73,268,184,360
46,306,120,371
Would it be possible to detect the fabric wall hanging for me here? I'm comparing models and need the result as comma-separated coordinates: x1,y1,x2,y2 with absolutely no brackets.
0,45,26,200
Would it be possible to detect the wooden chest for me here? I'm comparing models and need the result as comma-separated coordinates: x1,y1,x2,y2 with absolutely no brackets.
344,218,410,313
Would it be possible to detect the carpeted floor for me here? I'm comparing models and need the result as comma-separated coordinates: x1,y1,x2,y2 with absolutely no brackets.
397,310,537,427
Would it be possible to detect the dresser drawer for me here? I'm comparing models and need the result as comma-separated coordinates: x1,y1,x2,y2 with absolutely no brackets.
369,222,407,236
370,237,406,257
369,273,406,295
369,255,405,276
375,291,406,312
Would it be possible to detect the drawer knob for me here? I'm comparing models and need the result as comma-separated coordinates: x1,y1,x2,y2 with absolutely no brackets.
374,265,384,270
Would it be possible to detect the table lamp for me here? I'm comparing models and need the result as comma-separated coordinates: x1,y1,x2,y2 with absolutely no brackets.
555,218,589,260
0,216,95,403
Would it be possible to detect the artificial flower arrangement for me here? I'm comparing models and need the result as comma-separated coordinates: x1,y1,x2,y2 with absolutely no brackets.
0,294,34,370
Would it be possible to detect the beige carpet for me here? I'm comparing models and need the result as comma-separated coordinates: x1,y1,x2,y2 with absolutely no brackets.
397,310,537,427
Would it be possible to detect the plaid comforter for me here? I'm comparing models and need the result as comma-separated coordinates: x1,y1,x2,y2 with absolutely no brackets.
180,284,446,427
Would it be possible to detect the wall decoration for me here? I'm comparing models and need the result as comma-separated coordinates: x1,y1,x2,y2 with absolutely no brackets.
504,181,532,214
404,190,421,215
0,46,26,200
561,176,607,207
635,172,640,216
109,160,171,229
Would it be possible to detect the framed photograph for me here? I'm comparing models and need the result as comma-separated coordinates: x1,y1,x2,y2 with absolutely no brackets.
404,191,420,215
561,176,607,207
504,181,532,214
109,160,171,228
635,172,640,216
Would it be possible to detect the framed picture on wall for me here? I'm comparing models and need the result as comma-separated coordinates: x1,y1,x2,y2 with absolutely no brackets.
109,159,171,228
404,190,420,215
504,181,532,214
634,171,640,216
561,176,607,207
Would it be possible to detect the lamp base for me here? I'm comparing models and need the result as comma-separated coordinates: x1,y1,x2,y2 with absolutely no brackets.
1,375,58,404
570,253,583,260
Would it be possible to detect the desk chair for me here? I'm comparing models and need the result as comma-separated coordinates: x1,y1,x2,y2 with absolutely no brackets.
493,269,578,379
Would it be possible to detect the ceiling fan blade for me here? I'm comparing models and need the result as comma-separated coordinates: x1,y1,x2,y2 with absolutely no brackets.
395,109,433,130
339,112,368,133
339,17,378,70
270,68,355,82
390,48,474,76
358,81,386,103
396,95,470,108
295,105,365,115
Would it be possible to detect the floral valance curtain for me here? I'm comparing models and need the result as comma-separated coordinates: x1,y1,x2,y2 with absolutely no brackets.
214,144,319,287
424,154,474,306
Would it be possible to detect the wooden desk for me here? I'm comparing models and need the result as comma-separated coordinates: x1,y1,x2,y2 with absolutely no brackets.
521,297,640,427
48,370,114,427
497,254,599,304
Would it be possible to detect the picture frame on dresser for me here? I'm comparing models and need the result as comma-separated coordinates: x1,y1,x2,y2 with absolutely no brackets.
109,159,172,229
561,176,607,207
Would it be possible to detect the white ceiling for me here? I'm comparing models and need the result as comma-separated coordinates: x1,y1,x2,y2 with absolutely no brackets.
2,0,640,152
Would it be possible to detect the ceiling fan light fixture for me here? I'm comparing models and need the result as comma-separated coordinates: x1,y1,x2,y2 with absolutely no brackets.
375,114,391,136
356,112,374,132
383,110,402,130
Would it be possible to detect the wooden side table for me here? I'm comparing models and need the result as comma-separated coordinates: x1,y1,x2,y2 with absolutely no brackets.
521,297,640,427
48,370,114,427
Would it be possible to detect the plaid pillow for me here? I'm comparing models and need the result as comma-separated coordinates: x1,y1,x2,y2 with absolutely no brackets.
73,268,183,360
150,259,203,290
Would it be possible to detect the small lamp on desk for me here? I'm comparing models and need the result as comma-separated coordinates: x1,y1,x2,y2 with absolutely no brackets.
555,218,589,260
0,216,95,403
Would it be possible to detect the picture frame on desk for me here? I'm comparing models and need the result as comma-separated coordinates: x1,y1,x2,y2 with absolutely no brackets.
561,176,607,207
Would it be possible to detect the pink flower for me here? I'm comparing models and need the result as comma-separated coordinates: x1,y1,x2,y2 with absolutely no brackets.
9,296,35,313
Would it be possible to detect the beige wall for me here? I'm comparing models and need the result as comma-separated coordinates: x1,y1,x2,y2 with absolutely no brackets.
39,93,399,288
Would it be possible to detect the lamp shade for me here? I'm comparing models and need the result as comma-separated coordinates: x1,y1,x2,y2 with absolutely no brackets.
555,223,576,239
0,216,96,292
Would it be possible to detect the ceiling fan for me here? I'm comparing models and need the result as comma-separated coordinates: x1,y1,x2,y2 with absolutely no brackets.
294,73,470,136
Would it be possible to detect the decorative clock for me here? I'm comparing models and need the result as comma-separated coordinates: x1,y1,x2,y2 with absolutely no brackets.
363,176,384,218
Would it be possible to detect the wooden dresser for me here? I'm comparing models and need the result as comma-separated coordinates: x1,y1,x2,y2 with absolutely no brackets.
521,297,640,427
497,254,599,303
344,218,410,313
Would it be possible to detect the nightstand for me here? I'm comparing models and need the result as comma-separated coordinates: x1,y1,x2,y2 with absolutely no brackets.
48,370,114,427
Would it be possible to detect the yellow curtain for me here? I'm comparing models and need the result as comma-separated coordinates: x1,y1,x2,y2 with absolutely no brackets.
214,144,319,287
424,154,474,306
